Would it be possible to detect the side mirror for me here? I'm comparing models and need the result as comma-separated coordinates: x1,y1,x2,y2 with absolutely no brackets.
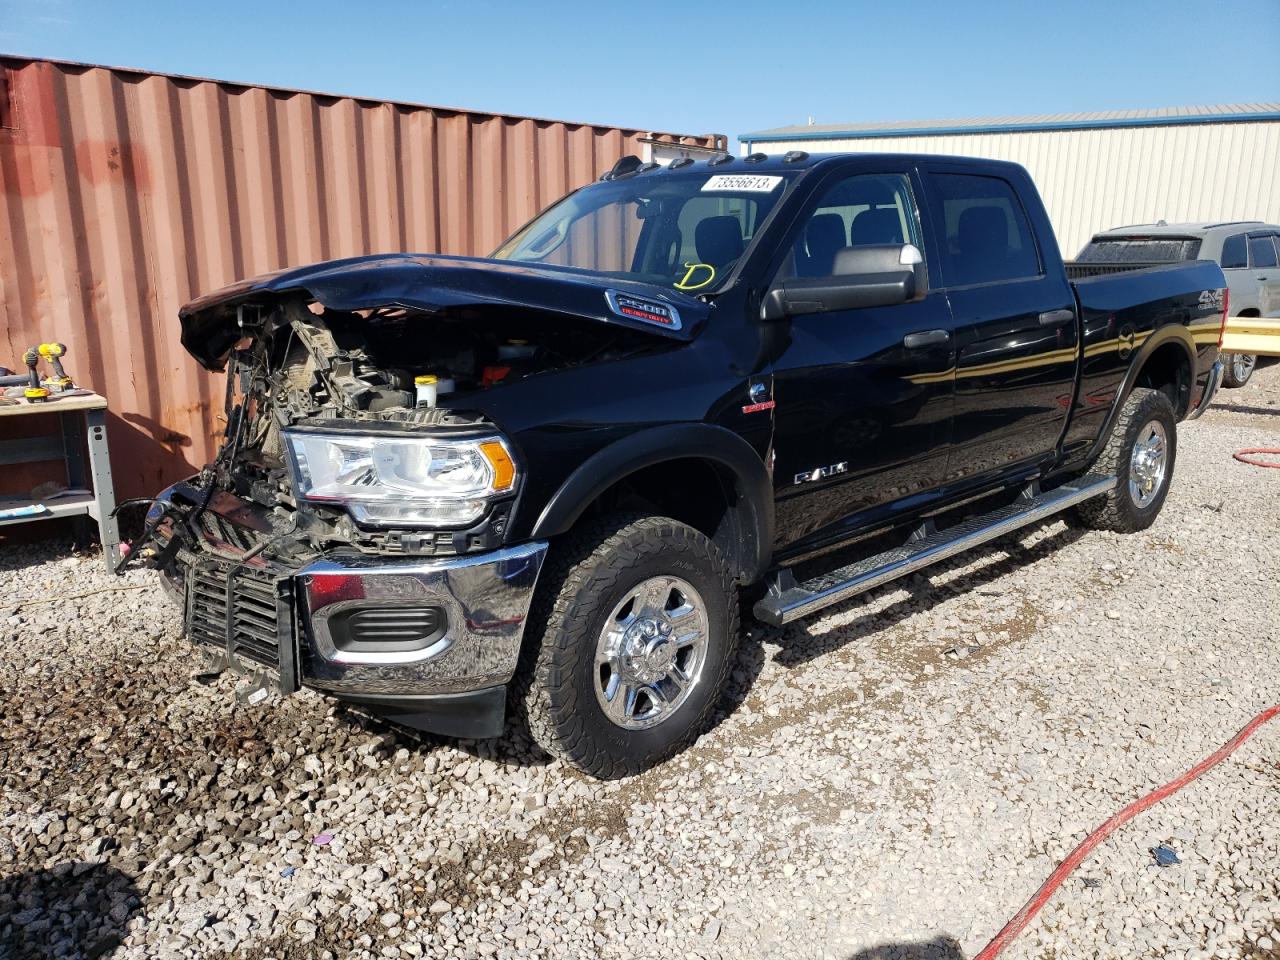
762,243,927,321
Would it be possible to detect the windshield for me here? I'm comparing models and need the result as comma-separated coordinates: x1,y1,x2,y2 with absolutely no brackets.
1076,236,1202,263
491,170,800,293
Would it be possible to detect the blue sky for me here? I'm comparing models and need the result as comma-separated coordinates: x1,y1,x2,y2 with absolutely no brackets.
2,0,1278,144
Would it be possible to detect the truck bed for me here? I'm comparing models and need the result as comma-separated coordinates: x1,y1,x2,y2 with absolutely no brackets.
1065,258,1216,280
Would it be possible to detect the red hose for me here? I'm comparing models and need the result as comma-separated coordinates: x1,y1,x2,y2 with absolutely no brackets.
975,705,1280,960
1233,448,1280,468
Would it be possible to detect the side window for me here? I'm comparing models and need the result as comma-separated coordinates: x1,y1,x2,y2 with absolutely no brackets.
1248,234,1278,269
785,173,920,279
1220,233,1247,269
926,173,1042,286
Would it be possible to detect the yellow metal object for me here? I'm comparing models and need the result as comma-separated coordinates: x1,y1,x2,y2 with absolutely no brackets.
1221,316,1280,357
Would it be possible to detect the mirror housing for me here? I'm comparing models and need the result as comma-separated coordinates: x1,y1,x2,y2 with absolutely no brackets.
762,243,927,321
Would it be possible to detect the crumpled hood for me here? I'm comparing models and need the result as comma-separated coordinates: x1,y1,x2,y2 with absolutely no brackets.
179,253,711,370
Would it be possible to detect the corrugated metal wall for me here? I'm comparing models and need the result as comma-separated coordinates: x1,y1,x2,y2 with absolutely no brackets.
0,56,723,498
747,122,1280,258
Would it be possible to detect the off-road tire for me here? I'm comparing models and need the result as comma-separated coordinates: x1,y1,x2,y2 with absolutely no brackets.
1073,387,1177,533
515,514,738,779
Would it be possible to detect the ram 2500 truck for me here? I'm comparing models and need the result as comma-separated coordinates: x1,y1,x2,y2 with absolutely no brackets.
128,152,1227,778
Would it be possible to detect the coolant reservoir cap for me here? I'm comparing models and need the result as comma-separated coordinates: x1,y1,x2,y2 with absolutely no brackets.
414,375,439,385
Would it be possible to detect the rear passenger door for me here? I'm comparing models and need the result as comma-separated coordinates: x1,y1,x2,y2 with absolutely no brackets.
1218,232,1262,314
921,163,1078,484
1246,232,1280,316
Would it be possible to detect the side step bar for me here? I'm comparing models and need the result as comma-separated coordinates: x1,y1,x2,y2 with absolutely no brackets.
753,475,1115,627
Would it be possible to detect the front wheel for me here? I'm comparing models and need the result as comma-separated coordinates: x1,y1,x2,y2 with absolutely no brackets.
516,515,738,778
1073,387,1177,533
1221,352,1257,388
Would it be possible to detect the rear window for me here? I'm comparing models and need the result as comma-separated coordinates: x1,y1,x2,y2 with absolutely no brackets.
926,173,1041,286
1075,237,1202,263
1220,234,1248,269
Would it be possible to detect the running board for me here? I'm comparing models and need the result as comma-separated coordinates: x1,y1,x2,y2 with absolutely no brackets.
753,475,1115,627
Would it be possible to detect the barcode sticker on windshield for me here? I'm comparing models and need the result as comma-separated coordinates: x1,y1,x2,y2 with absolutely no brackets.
701,174,783,193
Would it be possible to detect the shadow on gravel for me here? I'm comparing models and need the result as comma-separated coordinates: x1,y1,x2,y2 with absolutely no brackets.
847,935,966,959
333,702,556,770
1209,402,1280,418
336,606,772,769
775,521,1088,669
708,612,770,729
0,861,142,960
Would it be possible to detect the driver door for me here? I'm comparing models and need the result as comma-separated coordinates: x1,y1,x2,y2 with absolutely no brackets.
769,167,956,553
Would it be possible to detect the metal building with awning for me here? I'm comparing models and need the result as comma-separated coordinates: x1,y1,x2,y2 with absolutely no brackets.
742,105,1280,257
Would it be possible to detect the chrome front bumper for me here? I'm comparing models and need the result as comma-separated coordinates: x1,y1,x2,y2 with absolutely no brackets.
145,479,550,737
296,541,549,697
1186,359,1223,421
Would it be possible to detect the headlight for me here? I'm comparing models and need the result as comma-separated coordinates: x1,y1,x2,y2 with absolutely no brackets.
284,430,517,527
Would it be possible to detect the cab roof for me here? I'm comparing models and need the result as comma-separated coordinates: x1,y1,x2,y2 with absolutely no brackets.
602,151,1028,179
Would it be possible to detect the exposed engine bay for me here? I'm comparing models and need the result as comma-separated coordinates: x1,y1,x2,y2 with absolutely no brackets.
136,296,659,567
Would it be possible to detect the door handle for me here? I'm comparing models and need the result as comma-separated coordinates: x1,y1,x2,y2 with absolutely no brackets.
1259,275,1270,281
903,329,950,349
1038,308,1075,328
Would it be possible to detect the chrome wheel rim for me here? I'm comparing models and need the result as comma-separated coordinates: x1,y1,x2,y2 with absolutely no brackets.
1128,419,1168,508
1230,353,1256,383
593,576,709,730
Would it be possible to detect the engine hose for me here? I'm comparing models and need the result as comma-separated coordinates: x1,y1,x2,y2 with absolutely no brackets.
1233,448,1280,468
975,705,1280,960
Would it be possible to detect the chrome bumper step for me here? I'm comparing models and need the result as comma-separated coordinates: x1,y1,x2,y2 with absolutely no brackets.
753,475,1116,627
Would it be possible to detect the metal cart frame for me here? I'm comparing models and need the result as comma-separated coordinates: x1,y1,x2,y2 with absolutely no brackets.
0,393,121,571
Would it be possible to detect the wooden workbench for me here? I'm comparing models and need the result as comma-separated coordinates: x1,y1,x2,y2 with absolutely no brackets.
0,391,122,571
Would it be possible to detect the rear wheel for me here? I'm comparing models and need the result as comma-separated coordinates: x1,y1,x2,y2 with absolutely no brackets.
1221,352,1257,388
1073,387,1177,533
517,514,738,778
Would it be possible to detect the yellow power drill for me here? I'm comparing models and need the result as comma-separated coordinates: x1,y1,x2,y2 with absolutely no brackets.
23,347,50,402
39,342,74,392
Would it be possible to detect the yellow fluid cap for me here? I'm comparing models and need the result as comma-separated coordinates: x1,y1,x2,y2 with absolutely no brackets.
414,375,439,385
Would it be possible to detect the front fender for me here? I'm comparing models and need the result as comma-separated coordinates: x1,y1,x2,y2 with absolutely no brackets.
530,423,774,582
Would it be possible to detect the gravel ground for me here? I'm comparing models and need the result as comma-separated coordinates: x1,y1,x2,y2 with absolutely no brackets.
2,366,1278,960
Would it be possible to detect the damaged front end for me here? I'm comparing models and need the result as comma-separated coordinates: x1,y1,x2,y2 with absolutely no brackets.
129,256,695,736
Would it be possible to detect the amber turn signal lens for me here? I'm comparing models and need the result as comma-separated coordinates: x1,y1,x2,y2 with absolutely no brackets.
479,440,516,491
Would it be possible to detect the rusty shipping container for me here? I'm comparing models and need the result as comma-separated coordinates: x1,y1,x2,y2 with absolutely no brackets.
0,56,724,499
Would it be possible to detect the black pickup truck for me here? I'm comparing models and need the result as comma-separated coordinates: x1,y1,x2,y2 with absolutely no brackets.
131,152,1227,777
